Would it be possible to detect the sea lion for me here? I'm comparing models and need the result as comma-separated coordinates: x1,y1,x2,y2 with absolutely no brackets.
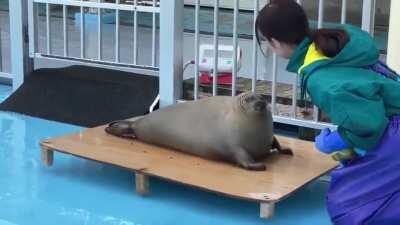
105,92,292,171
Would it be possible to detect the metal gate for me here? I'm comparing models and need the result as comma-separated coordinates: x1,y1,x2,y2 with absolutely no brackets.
28,0,160,72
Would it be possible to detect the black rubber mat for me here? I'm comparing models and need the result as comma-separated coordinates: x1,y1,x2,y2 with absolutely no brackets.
0,65,159,127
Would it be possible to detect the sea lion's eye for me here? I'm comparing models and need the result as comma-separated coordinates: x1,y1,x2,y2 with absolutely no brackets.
254,101,266,110
245,95,256,102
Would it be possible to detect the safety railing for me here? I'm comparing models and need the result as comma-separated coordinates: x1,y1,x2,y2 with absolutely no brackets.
28,0,160,74
0,0,386,131
182,0,377,130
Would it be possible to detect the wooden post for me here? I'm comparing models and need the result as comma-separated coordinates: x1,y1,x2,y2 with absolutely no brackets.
41,148,54,167
260,202,275,219
135,172,149,195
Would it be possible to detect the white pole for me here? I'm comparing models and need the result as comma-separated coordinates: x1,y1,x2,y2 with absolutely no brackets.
10,0,34,90
361,0,376,35
159,0,184,107
387,0,400,73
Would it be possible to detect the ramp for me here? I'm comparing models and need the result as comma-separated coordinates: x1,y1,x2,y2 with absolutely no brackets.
0,66,158,127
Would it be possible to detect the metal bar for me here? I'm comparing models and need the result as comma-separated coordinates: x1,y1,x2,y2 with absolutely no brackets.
273,115,336,130
313,0,325,122
28,0,38,57
313,106,320,122
362,0,376,35
98,0,102,60
46,3,51,55
194,0,200,100
151,0,157,67
318,0,324,29
251,0,259,93
232,0,239,96
212,0,219,96
293,0,302,117
115,0,120,63
34,53,159,75
63,5,68,57
133,0,138,64
291,77,297,117
0,72,13,79
80,3,85,58
271,53,277,115
33,0,160,13
341,0,347,24
159,0,184,107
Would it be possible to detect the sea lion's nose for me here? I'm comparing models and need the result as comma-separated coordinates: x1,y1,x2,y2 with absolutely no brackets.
258,94,267,102
255,101,266,111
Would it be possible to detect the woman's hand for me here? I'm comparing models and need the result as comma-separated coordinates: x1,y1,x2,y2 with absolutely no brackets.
315,128,349,153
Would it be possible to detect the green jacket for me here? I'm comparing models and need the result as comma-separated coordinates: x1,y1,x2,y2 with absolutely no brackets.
287,24,400,151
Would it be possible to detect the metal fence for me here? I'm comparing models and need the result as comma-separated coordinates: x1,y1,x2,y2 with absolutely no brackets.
0,0,380,130
184,0,377,129
28,0,160,71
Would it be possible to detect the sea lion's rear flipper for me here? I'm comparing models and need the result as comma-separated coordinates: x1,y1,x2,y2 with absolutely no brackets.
233,148,266,171
272,136,293,155
105,120,137,139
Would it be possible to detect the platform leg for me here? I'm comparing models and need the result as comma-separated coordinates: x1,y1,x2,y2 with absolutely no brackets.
260,202,275,219
135,172,149,195
41,148,53,167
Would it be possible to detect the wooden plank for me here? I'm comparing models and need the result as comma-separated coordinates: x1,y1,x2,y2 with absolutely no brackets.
40,126,338,203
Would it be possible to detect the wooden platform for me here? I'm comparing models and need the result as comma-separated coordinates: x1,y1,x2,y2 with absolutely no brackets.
40,126,338,219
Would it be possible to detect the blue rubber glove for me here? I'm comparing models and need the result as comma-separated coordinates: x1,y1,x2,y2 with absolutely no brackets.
354,148,367,157
315,128,349,153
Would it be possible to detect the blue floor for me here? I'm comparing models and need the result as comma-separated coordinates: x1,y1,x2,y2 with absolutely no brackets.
0,84,331,225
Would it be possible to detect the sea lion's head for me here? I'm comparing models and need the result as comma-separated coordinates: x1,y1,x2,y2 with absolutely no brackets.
237,92,270,116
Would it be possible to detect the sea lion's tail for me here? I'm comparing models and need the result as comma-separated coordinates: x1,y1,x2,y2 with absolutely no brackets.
105,120,137,139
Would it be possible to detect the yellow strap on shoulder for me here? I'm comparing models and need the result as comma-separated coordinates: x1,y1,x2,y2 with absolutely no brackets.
298,43,330,75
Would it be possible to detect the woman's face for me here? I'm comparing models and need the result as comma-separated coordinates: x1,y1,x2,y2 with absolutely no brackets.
268,39,296,59
258,31,295,59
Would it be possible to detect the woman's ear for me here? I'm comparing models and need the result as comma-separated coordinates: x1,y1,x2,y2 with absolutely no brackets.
270,38,281,49
269,38,296,59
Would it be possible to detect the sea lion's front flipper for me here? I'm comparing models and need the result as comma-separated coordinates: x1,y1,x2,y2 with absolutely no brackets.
232,147,266,171
272,136,293,155
105,120,137,139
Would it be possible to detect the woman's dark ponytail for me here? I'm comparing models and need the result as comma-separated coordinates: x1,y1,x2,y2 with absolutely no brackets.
311,29,350,57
